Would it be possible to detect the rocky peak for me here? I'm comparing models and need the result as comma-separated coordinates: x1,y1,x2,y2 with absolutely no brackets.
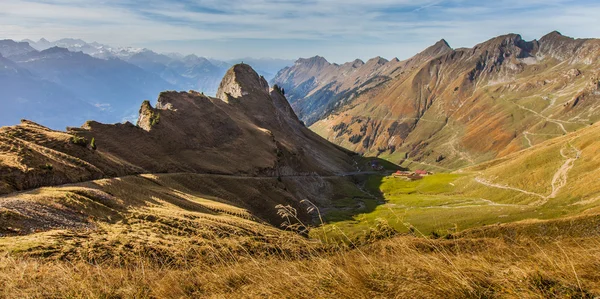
475,34,529,50
537,30,590,62
428,39,452,52
471,33,538,63
295,56,330,69
413,39,454,62
540,31,566,43
217,64,270,101
343,59,364,68
367,56,388,66
136,100,156,131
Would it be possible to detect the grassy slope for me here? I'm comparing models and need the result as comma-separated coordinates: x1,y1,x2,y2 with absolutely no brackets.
314,122,600,240
1,124,600,297
0,172,371,249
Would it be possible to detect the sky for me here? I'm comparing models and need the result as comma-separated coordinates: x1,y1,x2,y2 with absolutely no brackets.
1,0,600,63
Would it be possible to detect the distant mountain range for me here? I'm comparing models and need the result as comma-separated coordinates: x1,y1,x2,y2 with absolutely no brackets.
0,38,293,129
272,31,600,170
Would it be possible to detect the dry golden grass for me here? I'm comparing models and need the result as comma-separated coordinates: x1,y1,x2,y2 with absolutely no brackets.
1,170,600,298
2,135,600,298
1,221,599,298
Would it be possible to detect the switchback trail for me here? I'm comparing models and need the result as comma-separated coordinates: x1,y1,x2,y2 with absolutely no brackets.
474,141,581,205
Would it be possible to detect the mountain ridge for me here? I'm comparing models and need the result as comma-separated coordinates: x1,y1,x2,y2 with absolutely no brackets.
273,31,600,171
0,64,357,196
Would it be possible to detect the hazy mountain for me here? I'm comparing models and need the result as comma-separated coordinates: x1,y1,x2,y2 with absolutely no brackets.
0,39,37,58
23,38,293,86
14,47,173,123
0,42,175,129
0,52,99,127
274,32,600,171
25,38,144,59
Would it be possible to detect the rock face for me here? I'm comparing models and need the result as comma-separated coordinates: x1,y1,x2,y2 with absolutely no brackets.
0,64,356,194
217,63,270,100
279,32,600,170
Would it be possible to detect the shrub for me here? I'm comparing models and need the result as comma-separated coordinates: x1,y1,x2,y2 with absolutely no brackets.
40,163,53,171
150,113,161,126
70,136,87,147
348,134,363,144
90,138,97,150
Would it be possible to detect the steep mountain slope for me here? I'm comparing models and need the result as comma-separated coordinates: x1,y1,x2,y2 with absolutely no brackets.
0,64,359,228
461,120,600,208
272,40,452,125
304,32,600,170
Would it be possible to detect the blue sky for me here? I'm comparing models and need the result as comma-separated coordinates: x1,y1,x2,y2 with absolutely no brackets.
1,0,600,62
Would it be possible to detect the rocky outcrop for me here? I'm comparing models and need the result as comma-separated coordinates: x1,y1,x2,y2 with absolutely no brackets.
217,64,270,101
0,64,356,195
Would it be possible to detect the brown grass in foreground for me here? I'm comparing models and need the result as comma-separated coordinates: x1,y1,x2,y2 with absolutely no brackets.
1,230,599,298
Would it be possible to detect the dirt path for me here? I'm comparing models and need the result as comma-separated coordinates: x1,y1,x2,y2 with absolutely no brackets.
514,103,588,134
474,177,547,200
0,171,380,199
522,131,563,148
523,132,534,147
442,133,476,165
475,141,581,205
515,104,569,134
549,143,581,199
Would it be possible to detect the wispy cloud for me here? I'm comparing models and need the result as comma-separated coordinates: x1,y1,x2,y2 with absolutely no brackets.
0,0,599,62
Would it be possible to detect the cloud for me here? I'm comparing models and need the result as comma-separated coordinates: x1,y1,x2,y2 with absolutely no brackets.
0,0,599,62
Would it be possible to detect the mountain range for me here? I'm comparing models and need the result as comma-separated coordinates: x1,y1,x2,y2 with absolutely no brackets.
2,47,600,296
272,31,600,171
0,38,293,129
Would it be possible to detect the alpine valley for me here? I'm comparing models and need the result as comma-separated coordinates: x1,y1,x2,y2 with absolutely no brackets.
1,31,600,298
